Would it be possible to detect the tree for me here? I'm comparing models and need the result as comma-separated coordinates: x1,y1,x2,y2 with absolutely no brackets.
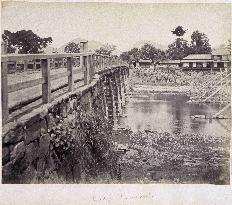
120,51,130,62
190,30,211,54
120,47,141,63
140,43,166,63
166,26,190,60
64,42,80,53
2,30,52,54
171,26,187,37
166,38,190,60
95,43,116,55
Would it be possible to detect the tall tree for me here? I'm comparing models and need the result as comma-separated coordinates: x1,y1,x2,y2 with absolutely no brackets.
190,30,211,54
140,43,165,63
171,26,187,37
95,43,116,55
166,26,190,60
2,30,52,54
64,42,80,53
120,47,141,63
166,38,190,60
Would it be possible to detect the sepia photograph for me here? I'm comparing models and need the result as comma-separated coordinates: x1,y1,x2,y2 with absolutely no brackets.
1,0,231,190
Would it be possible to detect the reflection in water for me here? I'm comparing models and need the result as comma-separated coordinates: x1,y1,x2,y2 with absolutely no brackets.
118,94,230,138
117,94,230,184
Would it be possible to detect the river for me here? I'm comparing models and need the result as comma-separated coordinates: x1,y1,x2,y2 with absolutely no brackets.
115,93,230,184
118,93,230,137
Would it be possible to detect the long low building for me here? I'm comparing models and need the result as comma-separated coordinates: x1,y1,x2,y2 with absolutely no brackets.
181,48,230,70
159,48,231,70
157,60,181,68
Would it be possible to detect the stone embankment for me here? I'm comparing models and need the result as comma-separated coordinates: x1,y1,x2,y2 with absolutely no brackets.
2,66,129,183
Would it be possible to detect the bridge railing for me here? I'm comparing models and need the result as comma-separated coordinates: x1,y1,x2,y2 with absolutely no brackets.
1,52,124,125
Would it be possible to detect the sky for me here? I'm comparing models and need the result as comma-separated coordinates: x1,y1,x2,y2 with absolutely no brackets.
1,2,231,53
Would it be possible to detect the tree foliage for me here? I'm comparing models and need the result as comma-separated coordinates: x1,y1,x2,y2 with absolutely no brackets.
2,30,52,54
140,43,166,62
64,42,80,53
120,47,140,63
190,30,211,54
171,26,187,37
95,43,116,55
120,44,166,63
166,38,190,60
166,27,212,59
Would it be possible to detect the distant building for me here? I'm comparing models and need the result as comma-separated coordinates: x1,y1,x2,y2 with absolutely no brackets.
211,48,230,69
181,54,212,69
139,59,152,68
181,48,230,70
158,60,181,68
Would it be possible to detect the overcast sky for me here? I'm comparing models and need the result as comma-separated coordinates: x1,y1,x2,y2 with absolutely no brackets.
1,2,231,52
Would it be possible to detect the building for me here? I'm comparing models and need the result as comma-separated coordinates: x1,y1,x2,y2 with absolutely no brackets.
181,54,213,69
158,60,181,68
138,59,152,68
211,48,230,69
181,48,230,70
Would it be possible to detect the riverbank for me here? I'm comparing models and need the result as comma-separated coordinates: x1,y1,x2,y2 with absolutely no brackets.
130,84,191,95
113,88,231,184
118,129,230,184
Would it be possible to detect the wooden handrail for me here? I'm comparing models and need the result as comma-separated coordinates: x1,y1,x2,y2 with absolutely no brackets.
1,52,95,62
1,50,123,125
8,78,44,93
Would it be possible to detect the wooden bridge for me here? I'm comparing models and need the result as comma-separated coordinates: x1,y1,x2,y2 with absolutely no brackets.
1,41,126,126
2,40,130,183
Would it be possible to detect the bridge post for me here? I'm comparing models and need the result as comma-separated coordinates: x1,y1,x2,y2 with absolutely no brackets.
103,56,106,69
105,56,108,68
41,59,51,103
99,55,102,70
120,68,126,106
104,74,116,122
1,61,9,125
97,55,100,72
67,57,73,91
92,55,95,78
83,56,88,85
90,54,95,81
105,56,107,69
101,76,108,119
113,70,123,117
101,56,104,70
80,41,89,85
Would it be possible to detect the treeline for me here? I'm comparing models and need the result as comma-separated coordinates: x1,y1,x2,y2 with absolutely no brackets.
2,29,117,56
120,26,212,63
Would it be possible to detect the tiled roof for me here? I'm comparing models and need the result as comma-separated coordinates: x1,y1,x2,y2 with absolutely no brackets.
139,59,152,63
160,60,180,64
183,54,212,60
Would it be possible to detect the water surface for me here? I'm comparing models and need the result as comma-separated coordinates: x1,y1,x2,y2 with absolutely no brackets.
118,94,230,138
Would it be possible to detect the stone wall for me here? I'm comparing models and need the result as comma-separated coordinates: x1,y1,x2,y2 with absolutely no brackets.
2,66,129,183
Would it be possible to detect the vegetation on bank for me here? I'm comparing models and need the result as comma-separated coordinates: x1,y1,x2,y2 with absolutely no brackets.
120,129,230,184
128,67,230,103
36,96,120,184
